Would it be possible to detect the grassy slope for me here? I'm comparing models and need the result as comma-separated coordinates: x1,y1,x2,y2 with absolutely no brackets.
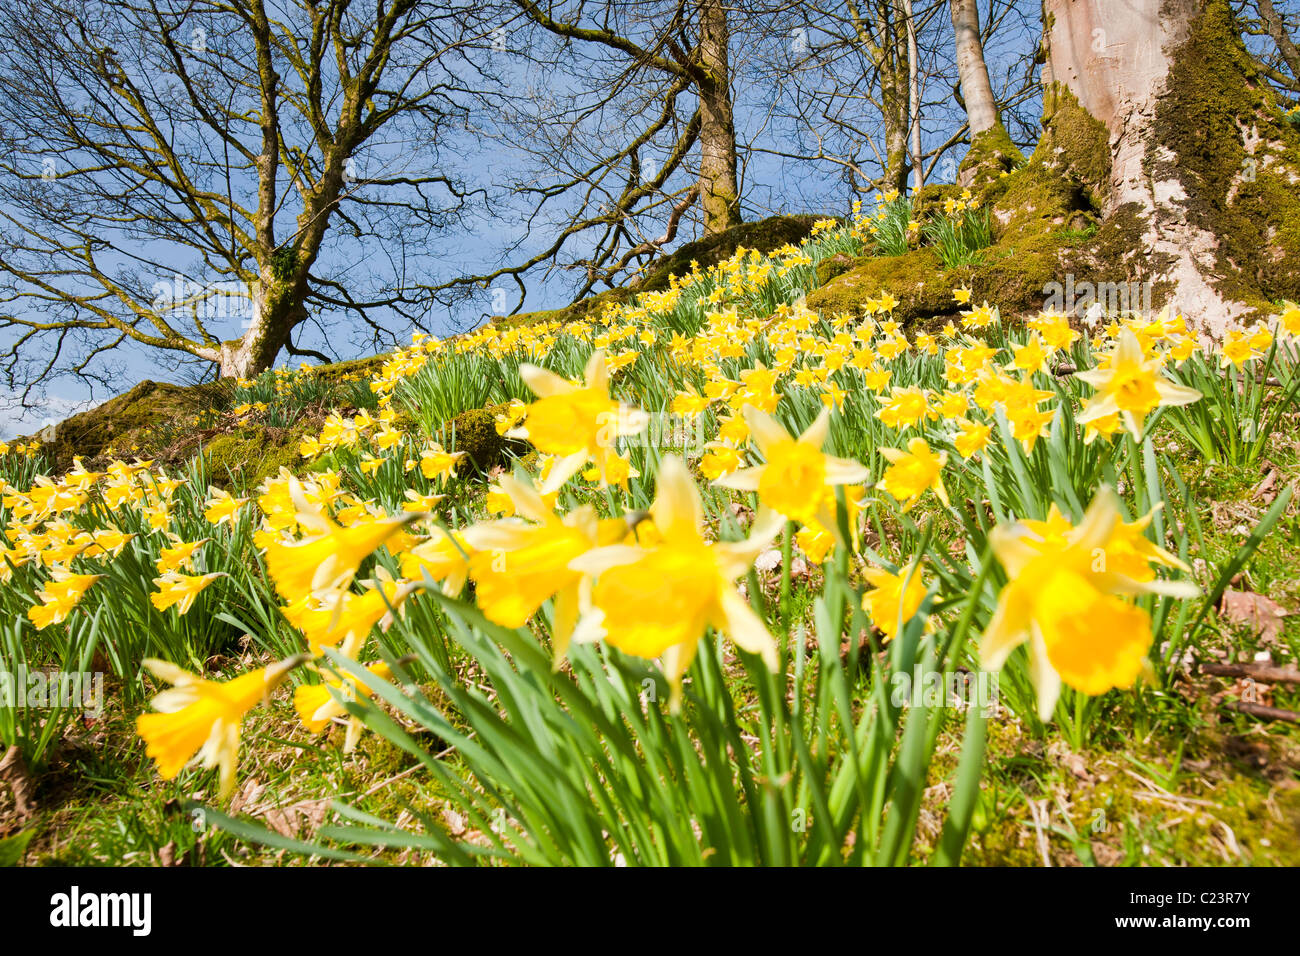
5,209,1300,867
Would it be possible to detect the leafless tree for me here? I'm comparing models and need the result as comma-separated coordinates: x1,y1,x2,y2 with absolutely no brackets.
755,1,1039,201
0,0,496,396
1232,0,1300,98
424,0,781,317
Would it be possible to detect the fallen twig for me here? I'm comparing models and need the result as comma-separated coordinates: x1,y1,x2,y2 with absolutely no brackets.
1226,701,1300,723
1202,662,1300,685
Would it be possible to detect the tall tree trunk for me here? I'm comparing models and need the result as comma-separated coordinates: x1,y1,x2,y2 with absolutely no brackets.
951,0,999,136
1041,0,1300,332
878,6,912,195
847,0,910,192
904,0,923,193
698,0,741,235
951,0,1019,186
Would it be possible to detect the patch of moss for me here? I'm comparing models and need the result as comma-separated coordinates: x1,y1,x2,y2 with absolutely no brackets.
815,252,863,287
201,423,308,492
441,403,527,475
959,122,1025,191
38,380,229,474
1037,85,1112,205
312,353,388,383
1151,0,1300,310
1070,202,1176,303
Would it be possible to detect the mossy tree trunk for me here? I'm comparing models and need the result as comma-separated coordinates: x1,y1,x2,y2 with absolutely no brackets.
846,0,913,193
1041,0,1300,332
880,5,913,195
698,0,742,235
952,0,1021,187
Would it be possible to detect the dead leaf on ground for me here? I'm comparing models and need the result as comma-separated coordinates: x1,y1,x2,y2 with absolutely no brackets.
1047,741,1095,785
442,809,466,836
1251,468,1280,505
1091,840,1122,866
1219,589,1288,645
227,777,264,816
0,746,35,822
258,798,332,839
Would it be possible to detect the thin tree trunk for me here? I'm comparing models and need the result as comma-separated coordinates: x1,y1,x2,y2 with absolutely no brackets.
879,5,911,194
904,0,923,193
950,0,998,136
698,0,741,234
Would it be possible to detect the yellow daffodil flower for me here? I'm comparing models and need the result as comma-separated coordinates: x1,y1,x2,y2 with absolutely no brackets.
862,561,929,640
512,350,649,493
1076,328,1201,440
570,455,784,710
877,437,948,511
28,570,103,630
151,572,225,615
264,480,418,601
713,405,870,528
294,659,395,751
136,655,307,799
979,491,1198,719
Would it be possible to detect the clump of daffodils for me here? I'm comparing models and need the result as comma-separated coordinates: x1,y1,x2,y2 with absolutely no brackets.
0,215,1244,808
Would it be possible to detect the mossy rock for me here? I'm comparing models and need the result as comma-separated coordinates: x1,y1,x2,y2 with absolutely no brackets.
440,403,527,475
492,214,828,329
807,247,954,327
38,380,229,474
200,423,310,492
311,353,389,383
815,252,864,286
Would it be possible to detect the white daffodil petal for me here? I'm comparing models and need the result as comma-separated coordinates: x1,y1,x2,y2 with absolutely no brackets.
520,363,575,398
1029,629,1063,723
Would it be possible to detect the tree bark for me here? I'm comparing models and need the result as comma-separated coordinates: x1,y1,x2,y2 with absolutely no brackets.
212,282,306,379
904,0,924,193
698,0,742,234
1041,0,1300,332
951,0,999,136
